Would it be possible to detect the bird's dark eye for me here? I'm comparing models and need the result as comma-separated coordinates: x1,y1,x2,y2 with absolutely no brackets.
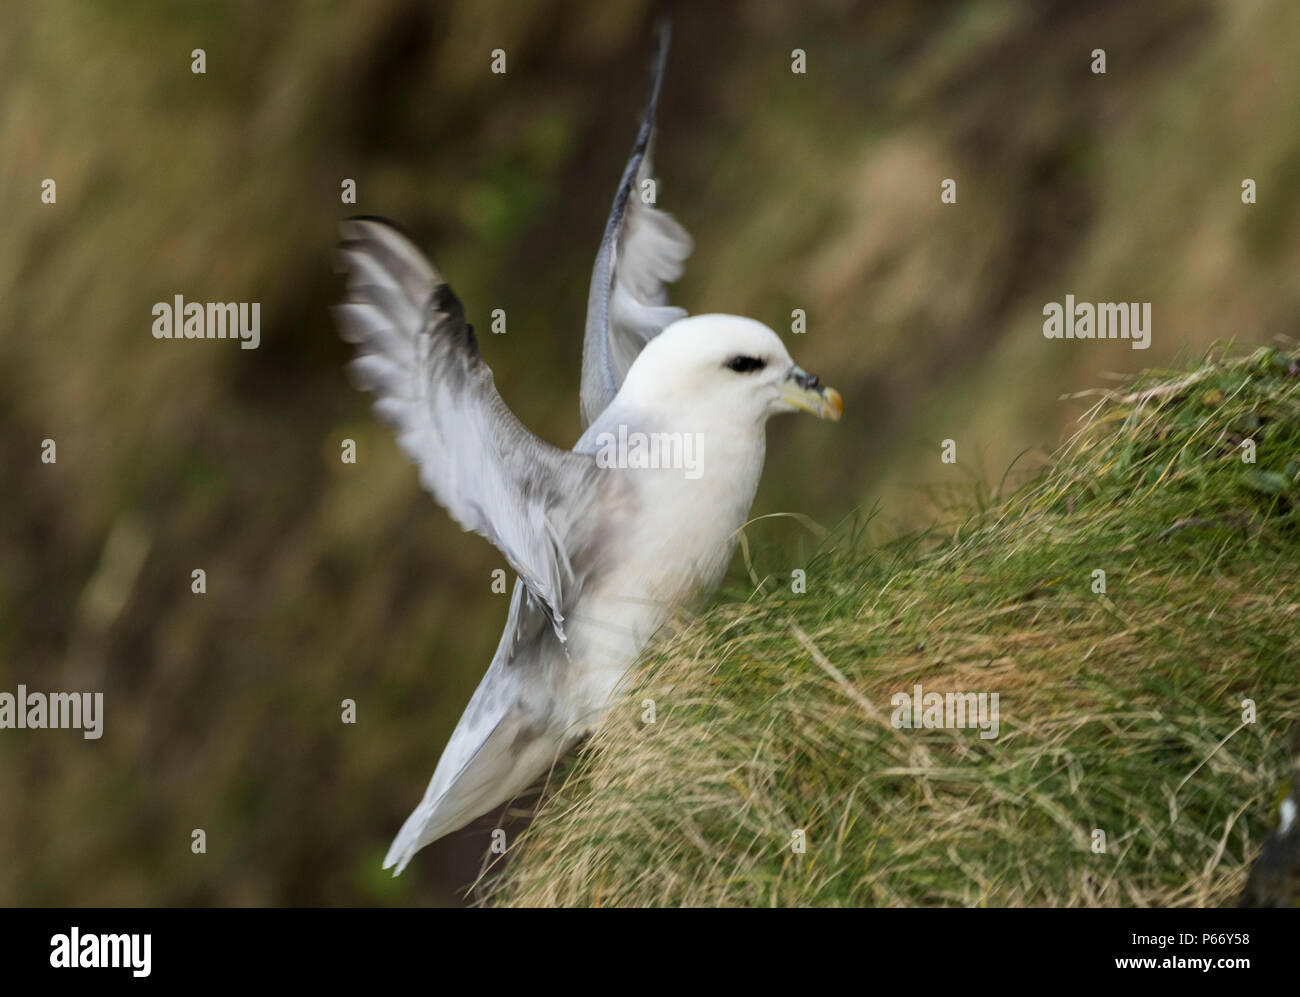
725,355,766,373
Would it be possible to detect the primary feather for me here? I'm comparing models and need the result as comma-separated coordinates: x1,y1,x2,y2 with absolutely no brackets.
580,21,694,429
333,218,605,643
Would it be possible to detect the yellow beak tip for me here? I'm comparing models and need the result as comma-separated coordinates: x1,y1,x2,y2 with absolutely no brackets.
823,387,844,421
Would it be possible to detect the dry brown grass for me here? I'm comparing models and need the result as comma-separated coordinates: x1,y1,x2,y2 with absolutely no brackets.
484,347,1300,906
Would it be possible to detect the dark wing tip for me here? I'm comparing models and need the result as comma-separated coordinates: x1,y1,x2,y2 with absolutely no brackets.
334,216,480,363
340,214,417,242
429,283,480,360
632,18,672,157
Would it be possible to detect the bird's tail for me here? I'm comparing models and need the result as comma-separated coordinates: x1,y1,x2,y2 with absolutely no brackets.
380,727,514,875
383,800,458,876
381,816,421,876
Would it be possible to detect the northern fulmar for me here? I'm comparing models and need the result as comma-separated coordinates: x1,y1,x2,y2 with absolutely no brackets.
332,23,843,874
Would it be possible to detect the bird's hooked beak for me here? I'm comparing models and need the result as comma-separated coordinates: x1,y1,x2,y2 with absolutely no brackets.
781,366,843,421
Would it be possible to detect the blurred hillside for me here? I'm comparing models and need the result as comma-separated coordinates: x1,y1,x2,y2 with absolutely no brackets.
1,0,1298,905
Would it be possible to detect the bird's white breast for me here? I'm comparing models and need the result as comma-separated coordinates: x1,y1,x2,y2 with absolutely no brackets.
562,425,767,730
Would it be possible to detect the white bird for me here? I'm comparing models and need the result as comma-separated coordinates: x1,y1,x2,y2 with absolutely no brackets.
332,24,843,875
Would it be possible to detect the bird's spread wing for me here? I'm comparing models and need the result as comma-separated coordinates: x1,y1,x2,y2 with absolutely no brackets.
333,217,601,643
580,21,693,429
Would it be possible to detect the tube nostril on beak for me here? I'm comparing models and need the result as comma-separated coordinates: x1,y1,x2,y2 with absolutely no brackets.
794,369,820,390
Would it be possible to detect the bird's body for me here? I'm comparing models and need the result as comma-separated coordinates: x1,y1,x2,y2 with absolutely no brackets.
333,25,842,874
380,320,785,870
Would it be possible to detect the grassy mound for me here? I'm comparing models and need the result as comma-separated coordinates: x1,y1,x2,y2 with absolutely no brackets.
483,346,1300,907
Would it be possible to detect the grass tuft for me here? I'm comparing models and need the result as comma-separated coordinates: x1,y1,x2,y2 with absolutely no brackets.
483,346,1300,907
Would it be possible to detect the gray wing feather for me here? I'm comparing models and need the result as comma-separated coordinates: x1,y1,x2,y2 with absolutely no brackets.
333,217,600,642
381,576,567,872
580,21,693,429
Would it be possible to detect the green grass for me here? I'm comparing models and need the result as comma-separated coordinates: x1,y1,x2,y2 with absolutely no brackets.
483,346,1300,907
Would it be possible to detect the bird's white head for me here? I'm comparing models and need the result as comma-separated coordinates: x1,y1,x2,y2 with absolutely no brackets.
615,314,843,431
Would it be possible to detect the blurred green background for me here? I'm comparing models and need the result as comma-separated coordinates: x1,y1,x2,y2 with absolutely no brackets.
2,0,1297,905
